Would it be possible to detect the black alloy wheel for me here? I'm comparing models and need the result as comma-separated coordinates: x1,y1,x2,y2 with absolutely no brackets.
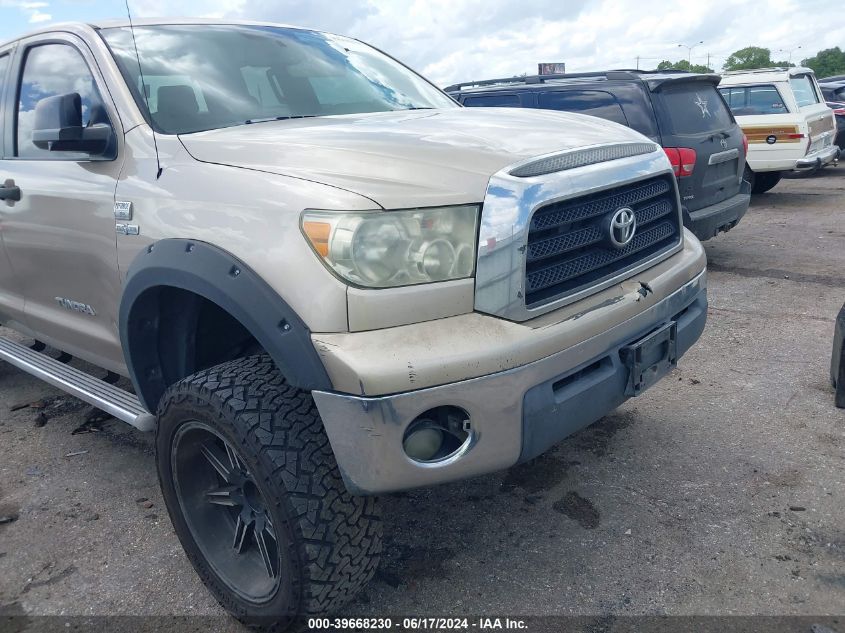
172,421,280,602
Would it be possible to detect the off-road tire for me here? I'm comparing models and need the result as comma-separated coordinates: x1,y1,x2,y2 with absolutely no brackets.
155,355,381,628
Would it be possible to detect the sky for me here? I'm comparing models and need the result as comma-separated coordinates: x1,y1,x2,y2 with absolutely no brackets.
1,0,843,87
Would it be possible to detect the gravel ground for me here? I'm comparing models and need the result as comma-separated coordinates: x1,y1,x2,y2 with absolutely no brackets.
0,169,843,630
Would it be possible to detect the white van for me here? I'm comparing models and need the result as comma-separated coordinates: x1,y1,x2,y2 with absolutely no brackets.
720,67,838,193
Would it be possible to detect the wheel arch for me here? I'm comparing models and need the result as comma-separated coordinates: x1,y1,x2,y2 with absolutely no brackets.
119,239,332,413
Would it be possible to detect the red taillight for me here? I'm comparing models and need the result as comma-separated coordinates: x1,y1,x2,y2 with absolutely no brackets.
833,108,845,116
663,147,696,177
742,134,748,156
663,148,681,177
786,133,806,139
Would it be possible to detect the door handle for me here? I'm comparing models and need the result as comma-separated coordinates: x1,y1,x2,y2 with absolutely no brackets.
0,183,21,202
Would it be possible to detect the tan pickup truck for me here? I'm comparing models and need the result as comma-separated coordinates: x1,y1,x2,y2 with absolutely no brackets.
0,19,707,626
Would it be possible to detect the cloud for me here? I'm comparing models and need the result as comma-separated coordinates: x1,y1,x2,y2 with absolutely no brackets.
1,0,51,26
210,0,845,85
86,0,845,85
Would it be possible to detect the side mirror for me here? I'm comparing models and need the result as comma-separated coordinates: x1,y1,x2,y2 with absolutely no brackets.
31,93,114,157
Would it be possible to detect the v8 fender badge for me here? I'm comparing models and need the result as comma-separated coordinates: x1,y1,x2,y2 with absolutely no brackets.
114,201,133,220
55,297,96,316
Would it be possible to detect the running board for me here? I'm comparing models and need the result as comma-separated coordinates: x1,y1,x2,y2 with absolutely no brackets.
0,336,155,432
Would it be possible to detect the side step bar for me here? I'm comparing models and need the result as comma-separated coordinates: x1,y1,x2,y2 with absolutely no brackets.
0,336,155,432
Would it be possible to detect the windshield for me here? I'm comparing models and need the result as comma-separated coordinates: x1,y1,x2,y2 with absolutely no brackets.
100,24,457,134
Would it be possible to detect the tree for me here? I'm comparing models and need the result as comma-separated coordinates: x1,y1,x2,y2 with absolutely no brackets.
801,47,845,79
724,46,780,71
656,59,713,73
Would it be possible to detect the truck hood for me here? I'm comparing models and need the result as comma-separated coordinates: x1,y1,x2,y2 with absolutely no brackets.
178,108,647,209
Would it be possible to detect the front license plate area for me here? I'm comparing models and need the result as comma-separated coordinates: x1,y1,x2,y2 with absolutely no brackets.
620,322,678,396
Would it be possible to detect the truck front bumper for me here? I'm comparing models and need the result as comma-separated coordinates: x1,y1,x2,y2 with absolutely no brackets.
685,181,751,241
313,265,707,496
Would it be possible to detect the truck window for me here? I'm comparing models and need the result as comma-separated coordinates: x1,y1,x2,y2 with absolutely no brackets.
825,85,845,101
462,93,521,107
536,90,628,126
307,73,392,113
16,44,105,158
659,84,733,134
789,74,821,107
139,75,209,114
241,66,284,110
719,85,788,115
101,24,457,134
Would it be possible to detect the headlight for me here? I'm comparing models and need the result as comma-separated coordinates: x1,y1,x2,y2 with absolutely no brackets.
301,205,479,288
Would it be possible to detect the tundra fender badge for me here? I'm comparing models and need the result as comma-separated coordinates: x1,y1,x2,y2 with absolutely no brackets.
114,201,133,220
55,297,96,316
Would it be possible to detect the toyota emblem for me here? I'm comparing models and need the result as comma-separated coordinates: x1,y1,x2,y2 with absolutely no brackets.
609,207,636,248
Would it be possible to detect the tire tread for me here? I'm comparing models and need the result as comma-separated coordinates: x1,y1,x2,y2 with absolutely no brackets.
156,355,381,622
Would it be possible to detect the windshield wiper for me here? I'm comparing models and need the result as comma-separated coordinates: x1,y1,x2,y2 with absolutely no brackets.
244,115,318,124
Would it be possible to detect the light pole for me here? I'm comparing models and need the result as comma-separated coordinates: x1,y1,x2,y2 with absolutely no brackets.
779,46,802,64
678,40,704,67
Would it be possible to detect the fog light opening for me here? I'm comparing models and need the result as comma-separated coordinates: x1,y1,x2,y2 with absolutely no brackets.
402,406,471,463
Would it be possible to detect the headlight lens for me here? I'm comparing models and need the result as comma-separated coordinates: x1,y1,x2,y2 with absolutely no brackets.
302,205,479,288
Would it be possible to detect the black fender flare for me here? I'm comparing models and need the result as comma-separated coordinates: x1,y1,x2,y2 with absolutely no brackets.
119,239,332,412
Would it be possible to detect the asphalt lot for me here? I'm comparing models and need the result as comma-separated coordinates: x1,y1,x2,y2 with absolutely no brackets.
0,169,843,629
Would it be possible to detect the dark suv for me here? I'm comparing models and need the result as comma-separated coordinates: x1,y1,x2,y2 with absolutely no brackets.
820,81,845,148
446,70,751,241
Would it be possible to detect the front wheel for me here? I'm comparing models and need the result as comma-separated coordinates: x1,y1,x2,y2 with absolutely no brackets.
155,355,382,628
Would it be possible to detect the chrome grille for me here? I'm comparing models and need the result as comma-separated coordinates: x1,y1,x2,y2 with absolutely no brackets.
524,175,681,307
531,179,671,230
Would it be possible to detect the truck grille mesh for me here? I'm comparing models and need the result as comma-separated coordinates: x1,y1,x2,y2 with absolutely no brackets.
525,175,681,307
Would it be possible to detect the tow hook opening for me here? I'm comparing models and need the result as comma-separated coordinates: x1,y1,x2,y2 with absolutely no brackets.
402,406,471,463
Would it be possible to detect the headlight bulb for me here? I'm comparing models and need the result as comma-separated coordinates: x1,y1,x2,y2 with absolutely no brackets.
350,217,408,284
416,238,456,280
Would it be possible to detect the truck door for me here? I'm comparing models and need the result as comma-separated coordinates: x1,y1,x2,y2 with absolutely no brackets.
0,33,126,373
0,46,28,330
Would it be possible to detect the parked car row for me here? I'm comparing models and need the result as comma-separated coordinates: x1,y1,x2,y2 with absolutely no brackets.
447,65,840,214
446,70,751,241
